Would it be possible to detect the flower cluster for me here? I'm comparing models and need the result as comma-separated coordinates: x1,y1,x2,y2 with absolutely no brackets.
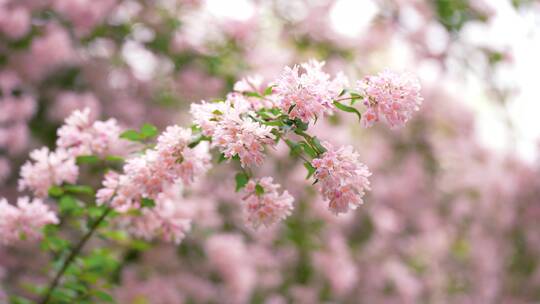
358,70,423,128
18,147,79,197
312,143,372,214
0,197,58,245
241,177,294,229
191,97,274,167
96,126,211,213
274,60,347,123
121,183,194,244
57,108,130,157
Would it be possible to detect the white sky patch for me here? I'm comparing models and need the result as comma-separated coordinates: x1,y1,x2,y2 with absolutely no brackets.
329,0,378,38
204,0,255,21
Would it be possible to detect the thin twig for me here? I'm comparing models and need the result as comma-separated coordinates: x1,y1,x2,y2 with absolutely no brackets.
39,207,112,304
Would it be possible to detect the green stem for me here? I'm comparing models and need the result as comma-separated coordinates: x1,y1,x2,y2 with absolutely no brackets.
39,207,112,304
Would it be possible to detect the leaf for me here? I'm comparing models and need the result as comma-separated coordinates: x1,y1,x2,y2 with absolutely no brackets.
299,142,317,158
263,85,274,96
48,186,64,197
140,123,158,139
333,101,362,121
312,137,327,154
141,198,156,208
303,162,316,179
120,129,141,142
105,155,124,163
255,184,265,195
59,195,79,213
244,91,262,98
235,172,249,192
94,290,114,302
285,139,302,157
217,153,227,164
76,155,100,165
64,184,94,195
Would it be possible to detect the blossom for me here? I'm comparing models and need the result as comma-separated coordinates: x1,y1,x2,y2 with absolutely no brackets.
121,183,194,244
312,143,371,214
241,177,294,229
274,60,346,123
357,70,423,128
0,197,59,245
191,99,274,167
19,148,79,197
96,126,211,212
56,108,130,157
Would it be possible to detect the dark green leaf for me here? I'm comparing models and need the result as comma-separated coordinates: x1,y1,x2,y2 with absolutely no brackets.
59,195,79,213
303,162,316,179
235,172,249,192
141,198,156,208
299,142,317,158
333,101,362,121
255,184,265,195
64,185,94,195
76,155,100,165
94,290,114,302
48,186,64,197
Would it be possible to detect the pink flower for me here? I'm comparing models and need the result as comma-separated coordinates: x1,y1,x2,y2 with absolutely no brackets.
19,148,79,197
96,126,211,212
121,183,194,244
357,70,423,129
56,108,130,158
0,197,59,245
53,0,116,35
241,177,294,229
191,99,274,167
205,234,255,303
312,143,371,214
50,91,101,122
0,6,31,40
274,60,346,123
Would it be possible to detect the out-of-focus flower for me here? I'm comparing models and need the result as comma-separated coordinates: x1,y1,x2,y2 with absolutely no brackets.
274,60,346,123
0,6,31,40
312,142,371,214
358,70,423,129
53,0,116,35
50,91,102,122
205,233,255,303
241,177,294,229
0,157,10,184
0,197,58,245
18,148,79,197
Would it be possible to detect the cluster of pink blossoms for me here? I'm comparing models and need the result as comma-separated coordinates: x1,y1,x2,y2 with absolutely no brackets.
120,183,195,244
19,108,129,197
57,108,129,157
358,70,423,128
273,60,347,123
241,177,294,229
18,147,79,198
97,125,211,211
312,143,372,214
0,197,58,245
191,96,274,167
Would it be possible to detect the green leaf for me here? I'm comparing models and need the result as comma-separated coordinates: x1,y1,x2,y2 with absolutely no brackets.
299,142,317,158
285,139,302,157
64,185,94,195
244,91,262,98
263,85,274,96
333,101,362,121
235,172,249,192
94,290,114,302
217,153,227,164
140,123,158,139
312,137,327,154
141,198,156,208
120,129,141,141
48,186,64,197
255,184,265,195
303,162,316,179
105,155,124,163
59,195,79,213
76,155,100,165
